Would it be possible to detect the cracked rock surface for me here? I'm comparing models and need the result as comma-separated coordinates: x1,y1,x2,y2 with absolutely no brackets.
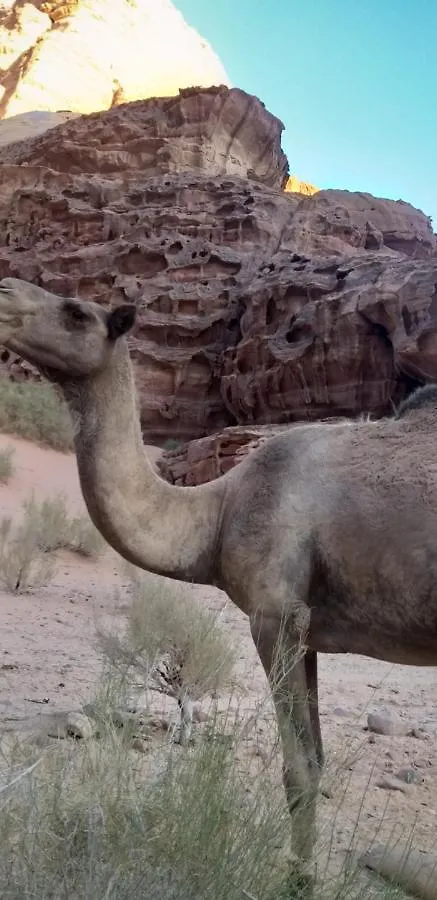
0,85,436,469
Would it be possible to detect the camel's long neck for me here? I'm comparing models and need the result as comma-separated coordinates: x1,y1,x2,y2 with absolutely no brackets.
61,342,225,584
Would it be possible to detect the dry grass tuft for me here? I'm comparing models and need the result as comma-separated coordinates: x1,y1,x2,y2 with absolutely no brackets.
0,714,293,900
0,693,409,900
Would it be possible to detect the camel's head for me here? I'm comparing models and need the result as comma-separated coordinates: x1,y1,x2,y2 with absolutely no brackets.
0,278,136,380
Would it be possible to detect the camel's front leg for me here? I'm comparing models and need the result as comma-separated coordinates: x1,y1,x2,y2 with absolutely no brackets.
305,650,324,770
250,612,322,863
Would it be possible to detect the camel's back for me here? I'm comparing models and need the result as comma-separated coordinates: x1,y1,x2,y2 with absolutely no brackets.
255,413,437,556
220,413,437,662
243,411,437,517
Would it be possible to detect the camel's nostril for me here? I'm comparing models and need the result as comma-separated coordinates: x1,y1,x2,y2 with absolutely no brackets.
1,350,10,362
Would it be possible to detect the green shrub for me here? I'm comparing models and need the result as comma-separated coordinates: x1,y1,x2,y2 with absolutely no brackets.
23,493,105,558
0,379,73,452
163,438,183,451
0,494,104,591
0,514,54,593
99,572,236,697
0,446,14,483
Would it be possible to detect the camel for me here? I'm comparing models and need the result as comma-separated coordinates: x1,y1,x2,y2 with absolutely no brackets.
1,276,437,895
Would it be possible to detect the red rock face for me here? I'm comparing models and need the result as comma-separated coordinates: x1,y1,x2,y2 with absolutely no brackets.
0,85,436,455
221,254,437,427
0,86,288,187
158,424,292,486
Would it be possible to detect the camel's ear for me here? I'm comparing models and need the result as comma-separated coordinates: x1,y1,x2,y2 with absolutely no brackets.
107,305,136,341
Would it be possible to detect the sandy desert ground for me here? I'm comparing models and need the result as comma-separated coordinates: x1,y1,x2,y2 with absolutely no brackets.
1,431,437,891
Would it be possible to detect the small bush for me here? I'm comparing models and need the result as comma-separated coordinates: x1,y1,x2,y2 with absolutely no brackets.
0,446,14,483
0,379,73,451
23,494,105,557
163,438,183,451
0,514,54,593
0,494,104,591
100,571,236,701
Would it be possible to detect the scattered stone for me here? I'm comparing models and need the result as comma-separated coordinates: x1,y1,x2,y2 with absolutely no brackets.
65,712,96,740
147,714,172,732
131,737,148,754
395,768,423,784
367,710,409,736
321,786,334,799
111,708,171,733
376,774,409,793
410,727,431,741
111,708,146,729
414,757,433,769
368,734,376,744
192,703,210,723
361,845,437,900
333,707,350,718
119,691,151,715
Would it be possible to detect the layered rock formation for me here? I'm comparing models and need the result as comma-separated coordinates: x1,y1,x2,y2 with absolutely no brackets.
0,86,288,187
0,85,436,466
0,0,230,118
159,424,291,485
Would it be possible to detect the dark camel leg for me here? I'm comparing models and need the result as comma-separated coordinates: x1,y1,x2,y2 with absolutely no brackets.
305,650,324,769
250,611,321,864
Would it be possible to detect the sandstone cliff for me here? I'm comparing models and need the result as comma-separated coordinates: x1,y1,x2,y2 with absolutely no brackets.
0,86,435,471
0,109,79,146
0,0,230,118
285,175,318,196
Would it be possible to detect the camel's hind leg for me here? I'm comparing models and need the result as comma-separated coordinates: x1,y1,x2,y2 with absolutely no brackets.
250,611,322,863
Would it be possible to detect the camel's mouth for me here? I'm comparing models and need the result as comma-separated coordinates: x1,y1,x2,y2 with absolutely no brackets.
0,283,18,315
0,315,23,340
0,288,22,342
0,282,36,342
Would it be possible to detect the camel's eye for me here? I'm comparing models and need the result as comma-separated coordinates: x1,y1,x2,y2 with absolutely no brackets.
71,307,86,321
63,300,91,327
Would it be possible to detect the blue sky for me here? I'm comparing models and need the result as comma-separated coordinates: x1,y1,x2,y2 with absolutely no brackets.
178,0,437,227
